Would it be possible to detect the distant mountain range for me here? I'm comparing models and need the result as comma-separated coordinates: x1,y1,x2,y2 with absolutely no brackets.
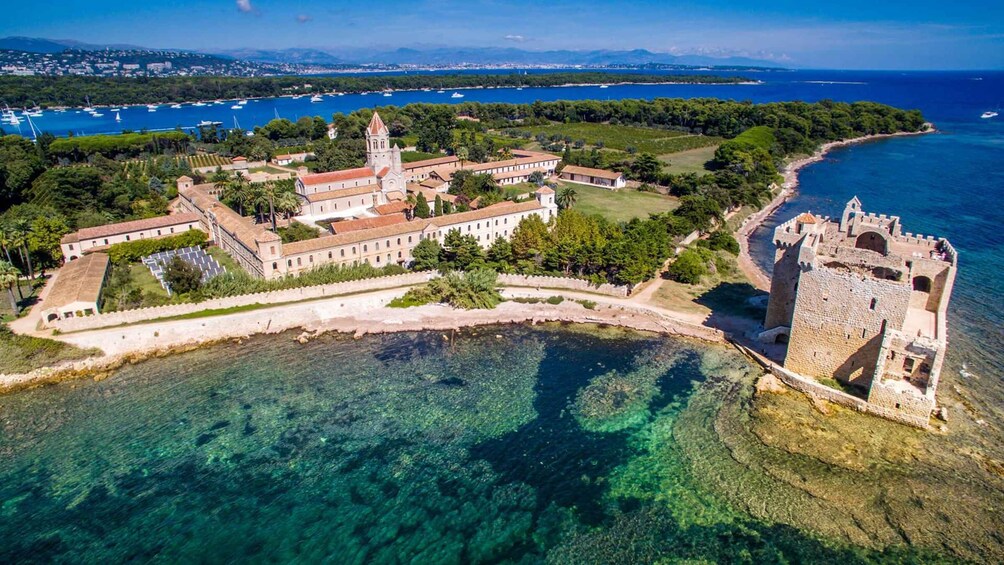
0,36,784,69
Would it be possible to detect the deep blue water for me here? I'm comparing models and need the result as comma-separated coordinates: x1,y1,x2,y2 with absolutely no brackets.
11,70,1002,138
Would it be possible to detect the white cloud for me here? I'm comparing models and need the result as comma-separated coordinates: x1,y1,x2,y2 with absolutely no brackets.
297,14,312,23
236,0,253,14
503,34,527,43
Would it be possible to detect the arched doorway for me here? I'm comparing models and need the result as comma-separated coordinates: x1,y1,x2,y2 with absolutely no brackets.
912,276,932,293
855,231,888,254
46,313,59,323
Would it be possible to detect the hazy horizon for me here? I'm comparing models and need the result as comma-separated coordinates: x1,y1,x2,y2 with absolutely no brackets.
3,0,1002,71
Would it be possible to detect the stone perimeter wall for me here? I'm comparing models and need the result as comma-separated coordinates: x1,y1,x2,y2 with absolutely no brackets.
496,274,631,298
733,342,930,429
53,273,632,333
54,272,435,333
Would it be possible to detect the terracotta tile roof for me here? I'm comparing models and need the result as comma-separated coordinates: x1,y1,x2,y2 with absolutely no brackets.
274,154,293,160
232,156,247,162
62,213,201,244
536,187,555,195
385,190,406,202
281,200,544,256
368,112,387,135
493,169,537,181
796,212,818,224
46,253,109,311
330,214,408,234
300,167,375,186
403,155,459,170
419,177,448,189
409,186,457,204
180,186,276,249
375,167,390,178
374,201,411,215
560,165,624,181
177,175,193,182
305,184,380,202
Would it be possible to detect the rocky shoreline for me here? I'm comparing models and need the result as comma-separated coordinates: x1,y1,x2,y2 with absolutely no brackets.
0,292,725,395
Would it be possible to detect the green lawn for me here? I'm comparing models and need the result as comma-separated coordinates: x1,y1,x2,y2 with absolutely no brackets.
516,122,721,154
659,145,719,175
129,263,170,298
560,181,679,223
401,150,443,163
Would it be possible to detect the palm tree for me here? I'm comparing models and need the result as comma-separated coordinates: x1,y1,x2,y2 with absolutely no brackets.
557,186,578,210
211,168,232,193
275,191,302,220
222,174,252,216
0,260,21,315
455,146,469,168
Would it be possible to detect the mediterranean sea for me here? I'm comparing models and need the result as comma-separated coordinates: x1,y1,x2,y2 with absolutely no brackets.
1,70,1002,562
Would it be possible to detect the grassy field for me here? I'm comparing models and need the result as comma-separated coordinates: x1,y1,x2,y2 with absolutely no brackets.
560,181,679,223
129,263,169,297
517,122,721,154
0,325,102,374
401,150,443,163
647,252,767,319
660,145,719,175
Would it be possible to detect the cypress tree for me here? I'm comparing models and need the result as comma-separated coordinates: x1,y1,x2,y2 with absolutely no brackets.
434,194,443,217
415,192,431,218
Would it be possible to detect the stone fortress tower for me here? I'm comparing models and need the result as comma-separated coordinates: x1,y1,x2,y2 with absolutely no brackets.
364,112,405,195
761,197,957,425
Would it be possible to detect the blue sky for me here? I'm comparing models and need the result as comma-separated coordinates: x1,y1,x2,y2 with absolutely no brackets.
4,0,1003,69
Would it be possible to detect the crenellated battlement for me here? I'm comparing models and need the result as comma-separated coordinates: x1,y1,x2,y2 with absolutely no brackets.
762,196,957,427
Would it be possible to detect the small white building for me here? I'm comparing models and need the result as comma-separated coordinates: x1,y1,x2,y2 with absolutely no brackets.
41,253,110,325
560,165,626,189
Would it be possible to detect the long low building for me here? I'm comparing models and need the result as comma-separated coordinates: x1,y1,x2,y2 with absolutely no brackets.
41,252,110,325
559,165,626,189
60,213,203,261
178,178,557,280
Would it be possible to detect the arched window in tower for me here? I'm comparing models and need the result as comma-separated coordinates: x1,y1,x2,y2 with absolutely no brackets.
380,140,385,149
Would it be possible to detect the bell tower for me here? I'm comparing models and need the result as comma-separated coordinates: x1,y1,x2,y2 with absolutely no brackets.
365,111,393,172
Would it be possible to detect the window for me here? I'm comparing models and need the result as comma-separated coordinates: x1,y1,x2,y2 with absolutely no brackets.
376,256,381,263
297,257,302,266
903,358,915,372
69,244,74,250
328,252,332,259
861,328,867,338
309,255,314,263
170,228,175,233
340,249,345,257
273,262,277,269
386,240,390,248
375,242,380,250
363,245,367,252
287,260,292,267
408,236,413,243
352,246,356,254
398,251,402,258
397,238,401,245
157,230,162,236
125,235,130,241
870,298,877,310
270,246,276,254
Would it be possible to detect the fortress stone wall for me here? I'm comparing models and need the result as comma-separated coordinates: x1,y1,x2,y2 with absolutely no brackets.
760,197,957,426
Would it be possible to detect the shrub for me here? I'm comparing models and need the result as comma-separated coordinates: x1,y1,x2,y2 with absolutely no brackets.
577,299,598,310
667,248,713,285
705,230,741,255
545,295,564,305
163,256,203,295
107,229,208,265
392,269,502,310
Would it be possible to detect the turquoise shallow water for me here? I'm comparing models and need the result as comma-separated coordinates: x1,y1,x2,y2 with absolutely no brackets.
0,327,948,562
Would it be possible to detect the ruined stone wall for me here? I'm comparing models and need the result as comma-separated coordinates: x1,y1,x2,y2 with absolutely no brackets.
764,241,803,330
867,381,936,420
784,266,911,386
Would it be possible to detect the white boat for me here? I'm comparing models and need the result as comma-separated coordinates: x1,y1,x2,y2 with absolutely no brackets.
310,94,323,103
231,104,243,110
148,107,157,113
451,92,464,98
237,99,248,105
383,92,393,97
197,120,222,126
147,104,159,110
109,107,122,112
170,104,183,109
83,106,95,113
337,92,345,97
981,111,998,119
436,89,445,94
115,111,121,122
91,112,104,117
192,102,207,107
599,84,609,89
